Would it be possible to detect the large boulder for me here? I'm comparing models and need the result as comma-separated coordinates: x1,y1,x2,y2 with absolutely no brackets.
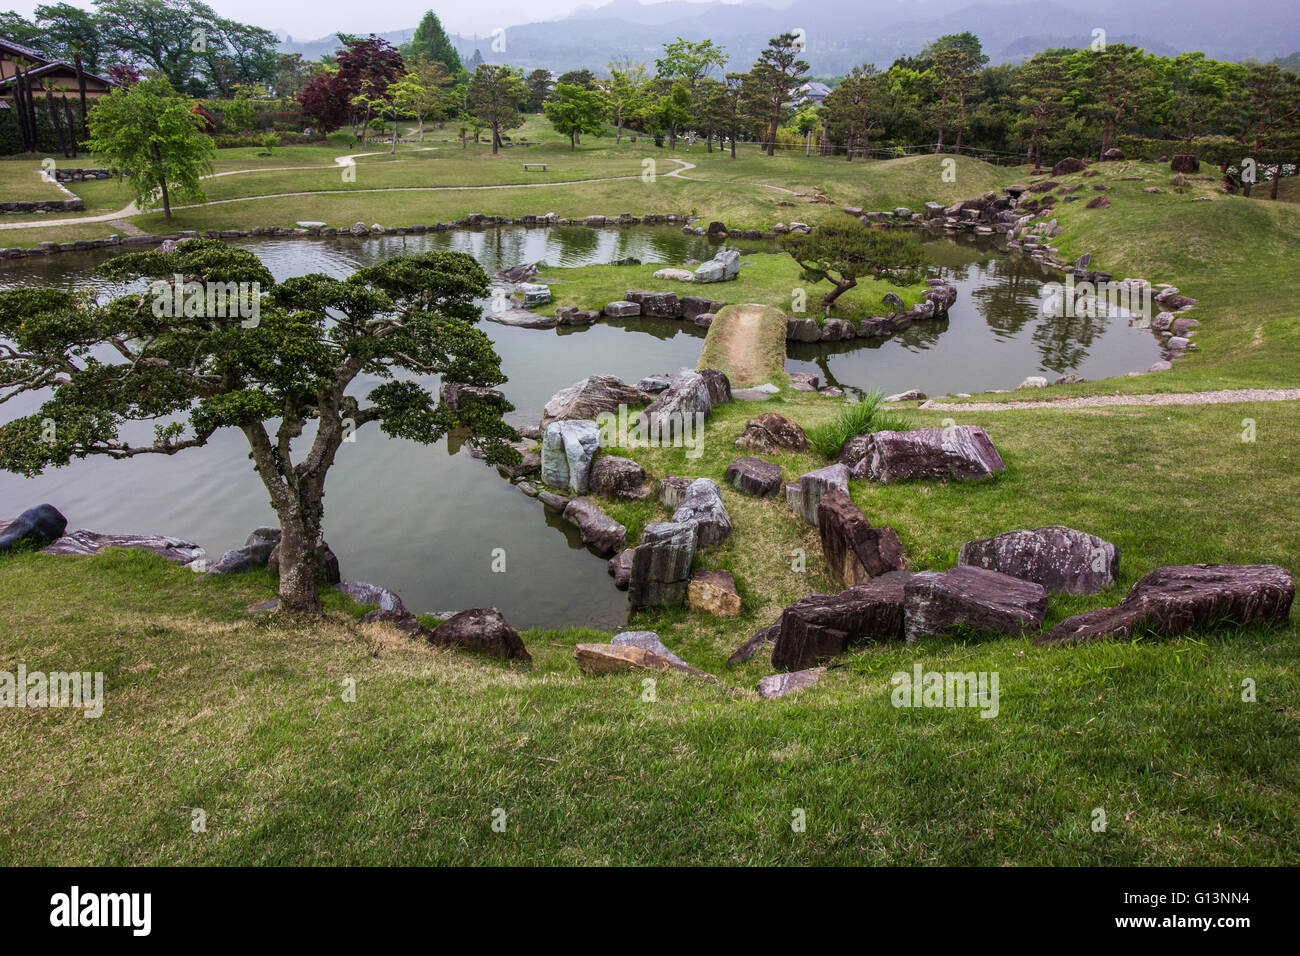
203,527,280,576
541,419,601,494
671,478,733,546
792,463,851,526
628,521,697,609
1036,564,1294,647
725,456,783,497
433,607,531,661
687,569,741,616
903,566,1047,643
735,413,809,454
693,248,741,283
958,526,1118,595
771,571,913,670
540,375,653,430
589,455,651,500
1051,157,1087,176
850,427,1004,482
638,368,713,441
0,504,68,554
561,496,627,555
816,490,908,588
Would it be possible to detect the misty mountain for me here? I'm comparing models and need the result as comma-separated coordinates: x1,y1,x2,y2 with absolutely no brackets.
277,0,1300,75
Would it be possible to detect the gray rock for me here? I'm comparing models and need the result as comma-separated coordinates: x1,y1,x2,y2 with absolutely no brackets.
672,478,733,546
541,419,601,494
795,463,851,526
757,668,826,699
903,566,1048,643
562,497,627,555
433,607,531,661
540,375,652,430
958,526,1119,595
0,503,68,555
735,413,809,454
515,282,551,307
681,295,725,319
555,306,600,325
486,308,556,329
603,300,642,318
337,581,406,613
693,248,740,283
607,548,634,589
629,521,697,608
203,527,279,576
698,368,732,407
46,529,206,566
638,374,672,394
725,456,783,497
624,289,680,317
638,368,713,440
611,630,688,667
657,475,692,508
883,390,927,403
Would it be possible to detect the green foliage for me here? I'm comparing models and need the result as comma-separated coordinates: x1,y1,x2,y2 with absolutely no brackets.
404,10,462,78
805,391,912,458
544,84,608,148
782,222,927,309
86,76,215,216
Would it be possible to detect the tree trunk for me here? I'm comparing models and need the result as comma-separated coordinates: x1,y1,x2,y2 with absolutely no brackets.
766,116,777,156
821,276,857,308
74,52,88,137
160,178,171,218
1271,163,1282,200
273,508,323,613
491,123,501,155
62,97,78,158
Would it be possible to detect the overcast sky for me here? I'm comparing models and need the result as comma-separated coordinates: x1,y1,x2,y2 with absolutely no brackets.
4,0,741,40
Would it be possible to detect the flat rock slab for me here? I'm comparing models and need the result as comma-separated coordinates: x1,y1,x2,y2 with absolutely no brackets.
688,569,741,617
433,607,531,661
771,571,913,670
731,388,775,402
851,426,1005,482
44,529,206,566
1036,564,1294,647
574,642,713,678
611,630,688,667
959,526,1118,595
725,456,783,497
757,667,826,699
904,565,1047,643
486,308,556,329
817,490,908,587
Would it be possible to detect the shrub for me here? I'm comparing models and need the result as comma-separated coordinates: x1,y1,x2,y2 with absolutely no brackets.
806,390,911,458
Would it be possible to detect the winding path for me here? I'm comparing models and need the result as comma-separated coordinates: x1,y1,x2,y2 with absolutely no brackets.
918,388,1300,411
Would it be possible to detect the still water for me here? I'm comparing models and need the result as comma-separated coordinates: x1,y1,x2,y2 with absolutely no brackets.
0,226,1160,629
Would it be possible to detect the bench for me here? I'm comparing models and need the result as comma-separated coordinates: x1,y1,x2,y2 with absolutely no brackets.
523,163,548,171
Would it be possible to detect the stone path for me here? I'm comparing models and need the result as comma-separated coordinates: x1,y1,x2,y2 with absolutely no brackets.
919,388,1300,412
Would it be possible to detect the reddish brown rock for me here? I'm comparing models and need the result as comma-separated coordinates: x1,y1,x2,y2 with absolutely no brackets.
432,607,532,661
816,490,908,587
1051,156,1087,175
735,412,809,454
850,426,1004,482
958,526,1118,595
1036,564,1294,647
903,566,1047,643
771,571,913,670
607,548,634,590
725,456,783,497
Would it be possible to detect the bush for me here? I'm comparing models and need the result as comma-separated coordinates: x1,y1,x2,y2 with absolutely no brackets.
212,131,327,148
805,391,911,458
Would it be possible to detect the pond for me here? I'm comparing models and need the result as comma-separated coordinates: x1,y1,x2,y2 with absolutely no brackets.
0,226,1162,630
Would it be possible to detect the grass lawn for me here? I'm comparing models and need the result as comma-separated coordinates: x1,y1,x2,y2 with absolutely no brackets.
1,135,1298,866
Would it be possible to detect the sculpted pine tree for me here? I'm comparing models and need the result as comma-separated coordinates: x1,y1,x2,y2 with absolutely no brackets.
0,240,519,613
782,222,926,312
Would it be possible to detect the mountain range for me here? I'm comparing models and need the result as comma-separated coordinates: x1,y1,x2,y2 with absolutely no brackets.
277,0,1300,75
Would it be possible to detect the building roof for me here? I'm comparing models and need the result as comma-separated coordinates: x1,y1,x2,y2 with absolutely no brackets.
0,59,118,90
0,36,49,63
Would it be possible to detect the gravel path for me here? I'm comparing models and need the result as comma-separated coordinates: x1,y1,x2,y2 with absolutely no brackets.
917,389,1300,411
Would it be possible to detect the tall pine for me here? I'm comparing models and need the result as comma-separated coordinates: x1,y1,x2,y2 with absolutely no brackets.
407,11,463,77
